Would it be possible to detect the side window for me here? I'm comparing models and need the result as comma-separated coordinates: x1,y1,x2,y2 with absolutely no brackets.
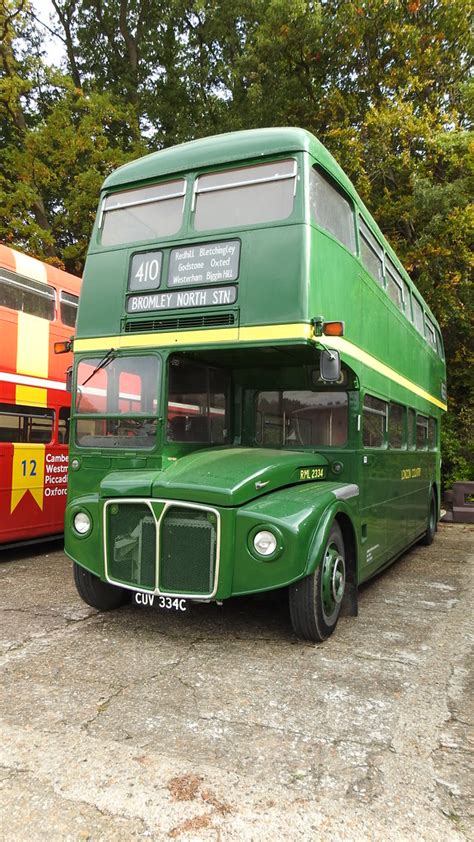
359,218,384,286
385,258,406,315
0,271,55,320
413,297,424,335
310,169,356,253
256,391,348,447
60,291,79,328
0,403,54,443
388,402,404,449
416,414,429,449
436,328,445,359
407,407,416,449
425,316,437,350
58,407,70,444
402,280,412,321
428,417,437,449
363,395,387,448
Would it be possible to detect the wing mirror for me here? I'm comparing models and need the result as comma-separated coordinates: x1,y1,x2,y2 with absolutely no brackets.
320,349,341,382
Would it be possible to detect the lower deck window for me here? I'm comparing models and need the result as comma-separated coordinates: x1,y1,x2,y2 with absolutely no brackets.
76,417,158,448
256,391,348,447
0,403,54,443
75,353,160,449
167,357,229,444
428,417,437,449
363,395,387,448
388,402,404,449
416,414,429,449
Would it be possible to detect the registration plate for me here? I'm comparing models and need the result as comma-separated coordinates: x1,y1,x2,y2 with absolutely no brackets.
134,593,188,612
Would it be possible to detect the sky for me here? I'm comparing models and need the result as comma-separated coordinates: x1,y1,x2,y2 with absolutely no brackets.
32,0,66,66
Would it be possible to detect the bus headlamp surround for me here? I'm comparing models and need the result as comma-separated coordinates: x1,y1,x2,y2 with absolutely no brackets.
249,526,283,561
73,511,92,535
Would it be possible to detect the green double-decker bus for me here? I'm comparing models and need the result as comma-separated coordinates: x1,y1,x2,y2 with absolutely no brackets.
65,128,447,641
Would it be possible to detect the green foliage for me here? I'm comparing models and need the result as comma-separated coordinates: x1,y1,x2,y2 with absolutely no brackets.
0,0,472,484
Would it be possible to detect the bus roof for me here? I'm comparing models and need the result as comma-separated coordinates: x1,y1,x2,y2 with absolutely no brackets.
0,244,81,295
103,127,352,194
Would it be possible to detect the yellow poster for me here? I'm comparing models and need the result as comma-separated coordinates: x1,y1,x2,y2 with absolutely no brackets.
11,444,45,513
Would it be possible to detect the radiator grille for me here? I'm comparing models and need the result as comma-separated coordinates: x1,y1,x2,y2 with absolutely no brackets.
124,312,236,333
159,507,217,595
107,503,155,590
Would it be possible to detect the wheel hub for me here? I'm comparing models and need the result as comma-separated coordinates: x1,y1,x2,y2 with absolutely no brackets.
321,546,346,618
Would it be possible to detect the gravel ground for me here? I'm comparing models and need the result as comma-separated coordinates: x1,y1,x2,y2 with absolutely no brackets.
0,522,472,841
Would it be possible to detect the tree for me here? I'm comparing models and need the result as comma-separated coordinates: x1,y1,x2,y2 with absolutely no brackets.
0,0,471,483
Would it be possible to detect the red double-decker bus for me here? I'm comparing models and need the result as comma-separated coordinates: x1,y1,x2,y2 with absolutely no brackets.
0,245,81,547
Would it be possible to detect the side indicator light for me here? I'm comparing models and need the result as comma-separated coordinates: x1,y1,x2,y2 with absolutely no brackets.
54,340,72,354
323,321,345,336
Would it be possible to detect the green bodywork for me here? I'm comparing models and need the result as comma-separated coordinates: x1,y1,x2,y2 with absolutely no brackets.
66,128,446,602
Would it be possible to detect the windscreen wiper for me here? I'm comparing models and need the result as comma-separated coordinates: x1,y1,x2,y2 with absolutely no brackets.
81,348,116,387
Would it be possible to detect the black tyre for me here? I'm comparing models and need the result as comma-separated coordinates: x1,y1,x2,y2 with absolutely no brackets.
73,562,130,610
289,522,346,642
421,490,437,546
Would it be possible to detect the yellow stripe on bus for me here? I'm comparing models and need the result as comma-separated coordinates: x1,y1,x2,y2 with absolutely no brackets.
323,336,447,411
73,323,447,411
15,385,47,407
16,312,49,378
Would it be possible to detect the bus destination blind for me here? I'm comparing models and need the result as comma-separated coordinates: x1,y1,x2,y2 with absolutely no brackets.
168,240,240,287
127,285,238,313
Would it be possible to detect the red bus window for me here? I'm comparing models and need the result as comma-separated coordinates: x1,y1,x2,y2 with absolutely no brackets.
60,291,79,327
0,403,54,443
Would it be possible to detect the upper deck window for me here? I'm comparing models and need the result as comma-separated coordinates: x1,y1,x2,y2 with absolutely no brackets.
425,316,437,350
193,159,297,231
100,179,186,246
60,291,78,327
413,296,424,335
359,218,384,286
0,270,55,320
385,258,408,316
310,169,356,253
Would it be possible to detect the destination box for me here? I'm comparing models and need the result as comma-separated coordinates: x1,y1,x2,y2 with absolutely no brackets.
168,240,240,287
127,285,238,313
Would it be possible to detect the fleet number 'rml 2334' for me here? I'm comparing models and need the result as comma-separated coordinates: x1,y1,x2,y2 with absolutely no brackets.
401,467,422,480
299,467,326,481
134,593,187,611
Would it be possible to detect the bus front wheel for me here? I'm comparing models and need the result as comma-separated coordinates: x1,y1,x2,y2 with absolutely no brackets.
73,562,130,610
289,522,346,642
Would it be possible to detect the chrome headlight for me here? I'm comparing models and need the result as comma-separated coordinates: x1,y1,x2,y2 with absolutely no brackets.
73,511,91,535
253,530,277,557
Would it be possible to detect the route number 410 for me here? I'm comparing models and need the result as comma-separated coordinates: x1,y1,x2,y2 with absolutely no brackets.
134,258,160,285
